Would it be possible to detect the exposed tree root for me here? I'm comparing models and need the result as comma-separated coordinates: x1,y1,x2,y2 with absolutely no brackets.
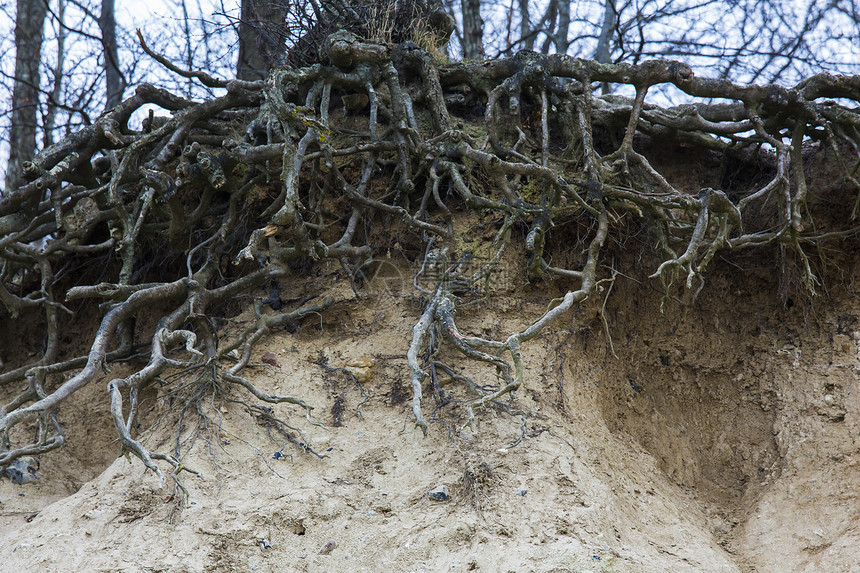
1,30,859,483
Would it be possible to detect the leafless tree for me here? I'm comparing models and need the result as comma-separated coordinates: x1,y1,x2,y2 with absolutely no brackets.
4,0,48,194
458,0,860,87
461,0,485,59
594,0,615,63
98,0,124,109
236,0,288,80
43,0,66,149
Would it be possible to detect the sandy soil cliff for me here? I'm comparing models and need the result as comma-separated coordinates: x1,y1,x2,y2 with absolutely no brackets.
1,252,859,573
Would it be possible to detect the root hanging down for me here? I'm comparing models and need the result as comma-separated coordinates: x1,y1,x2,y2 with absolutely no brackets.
1,29,859,484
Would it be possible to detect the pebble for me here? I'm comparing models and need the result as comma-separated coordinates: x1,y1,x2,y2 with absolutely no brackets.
428,486,449,501
319,540,337,555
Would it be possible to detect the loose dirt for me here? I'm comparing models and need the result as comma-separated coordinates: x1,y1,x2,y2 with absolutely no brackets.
1,245,859,573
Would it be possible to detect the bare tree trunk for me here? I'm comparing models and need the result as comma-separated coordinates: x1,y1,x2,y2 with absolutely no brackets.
5,0,48,194
518,0,558,53
519,0,533,50
44,0,66,149
539,0,557,54
595,0,616,94
179,0,194,97
595,0,616,63
237,0,287,81
461,0,484,59
99,0,124,110
555,0,569,54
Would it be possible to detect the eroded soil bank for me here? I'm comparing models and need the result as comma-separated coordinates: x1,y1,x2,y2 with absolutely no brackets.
1,246,859,573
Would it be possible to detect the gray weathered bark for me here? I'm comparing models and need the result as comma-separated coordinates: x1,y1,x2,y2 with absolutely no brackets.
555,0,569,54
5,0,48,194
99,0,124,110
519,0,533,50
594,0,616,64
595,0,616,94
44,0,66,148
237,0,287,81
461,0,484,59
